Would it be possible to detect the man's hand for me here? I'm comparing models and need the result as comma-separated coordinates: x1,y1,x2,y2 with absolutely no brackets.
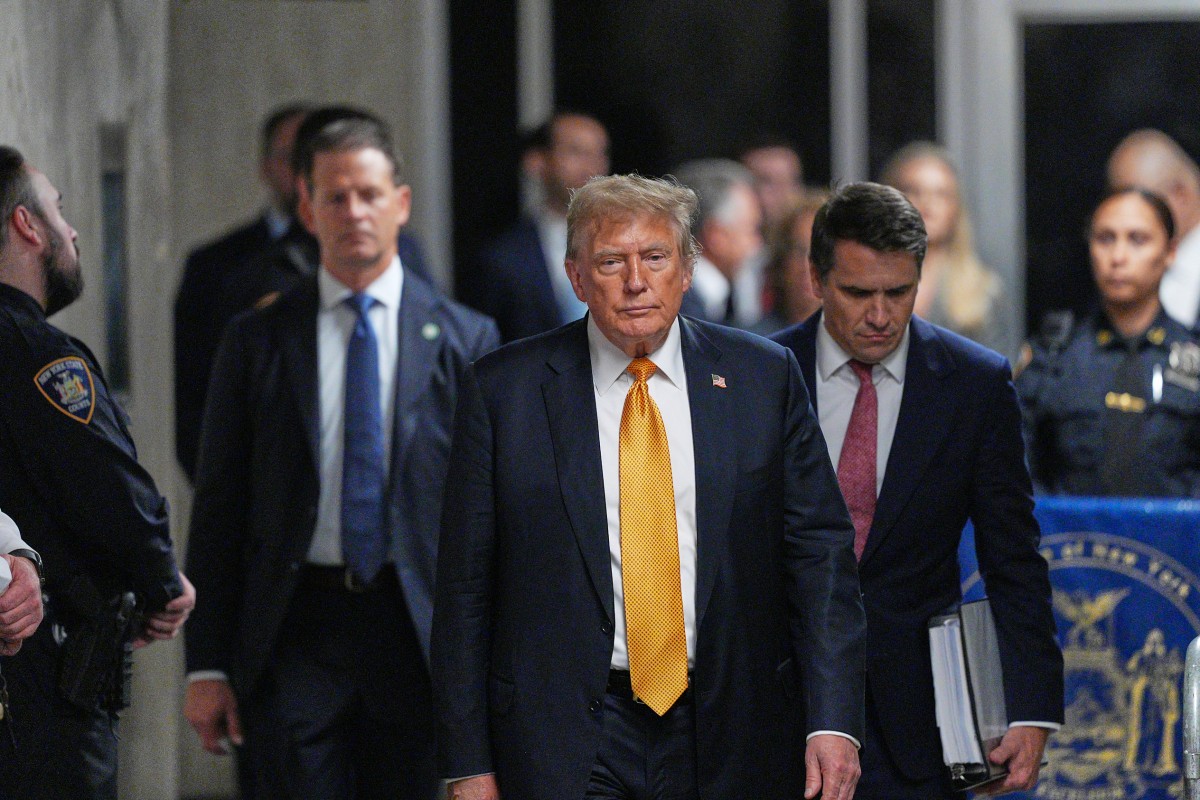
804,733,860,800
978,725,1051,796
0,554,43,655
184,679,243,755
447,774,500,800
134,571,196,648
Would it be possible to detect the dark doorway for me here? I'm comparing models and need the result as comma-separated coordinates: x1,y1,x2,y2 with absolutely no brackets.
1024,20,1200,331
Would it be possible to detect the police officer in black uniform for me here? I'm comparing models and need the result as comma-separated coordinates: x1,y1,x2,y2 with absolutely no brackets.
0,146,195,799
1019,187,1200,497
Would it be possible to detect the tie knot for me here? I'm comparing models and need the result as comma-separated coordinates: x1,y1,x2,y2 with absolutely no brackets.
627,357,658,384
849,359,874,385
346,293,376,319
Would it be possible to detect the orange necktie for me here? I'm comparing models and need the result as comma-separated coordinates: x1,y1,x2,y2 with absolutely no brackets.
619,357,689,715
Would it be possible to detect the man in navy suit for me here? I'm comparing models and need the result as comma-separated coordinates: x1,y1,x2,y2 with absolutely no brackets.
772,182,1063,798
469,111,610,342
174,104,310,480
183,113,499,799
433,174,866,800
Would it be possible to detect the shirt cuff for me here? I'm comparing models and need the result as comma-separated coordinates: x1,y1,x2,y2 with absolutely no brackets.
1009,721,1061,731
807,730,862,749
186,670,229,684
447,772,494,783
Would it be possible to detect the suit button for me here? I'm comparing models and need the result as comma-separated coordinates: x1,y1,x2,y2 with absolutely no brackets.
589,699,602,713
601,622,612,635
289,561,302,573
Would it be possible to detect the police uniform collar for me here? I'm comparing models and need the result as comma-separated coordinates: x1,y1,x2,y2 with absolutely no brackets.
0,282,47,320
1093,308,1172,350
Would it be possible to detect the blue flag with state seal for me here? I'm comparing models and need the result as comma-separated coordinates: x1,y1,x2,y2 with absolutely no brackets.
960,496,1200,800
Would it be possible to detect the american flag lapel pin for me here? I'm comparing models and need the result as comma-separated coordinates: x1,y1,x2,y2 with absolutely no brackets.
711,374,727,389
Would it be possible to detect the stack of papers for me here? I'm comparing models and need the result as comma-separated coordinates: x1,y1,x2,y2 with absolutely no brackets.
929,598,1009,789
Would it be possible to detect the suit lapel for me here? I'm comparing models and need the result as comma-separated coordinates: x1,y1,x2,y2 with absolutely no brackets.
542,321,614,622
278,282,321,470
794,316,821,415
526,222,562,327
390,276,441,481
860,318,958,565
680,319,735,630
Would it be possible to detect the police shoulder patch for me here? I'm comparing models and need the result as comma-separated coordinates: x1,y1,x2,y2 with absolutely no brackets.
33,356,95,424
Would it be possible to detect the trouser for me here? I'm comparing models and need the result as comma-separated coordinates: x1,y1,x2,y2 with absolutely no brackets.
856,685,961,800
0,600,119,800
585,680,699,800
243,567,438,800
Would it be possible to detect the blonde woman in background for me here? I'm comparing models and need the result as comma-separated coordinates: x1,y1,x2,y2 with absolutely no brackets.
882,142,1011,355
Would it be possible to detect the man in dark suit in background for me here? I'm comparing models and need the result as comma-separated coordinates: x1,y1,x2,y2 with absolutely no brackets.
433,174,866,800
772,182,1063,798
469,111,610,342
183,113,498,799
174,104,309,480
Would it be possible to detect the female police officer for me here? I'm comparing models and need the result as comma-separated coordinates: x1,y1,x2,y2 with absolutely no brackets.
1022,190,1200,496
1019,187,1200,497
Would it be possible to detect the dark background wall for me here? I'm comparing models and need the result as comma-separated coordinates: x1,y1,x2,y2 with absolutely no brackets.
866,0,935,179
553,1,831,180
451,5,1200,335
1024,20,1200,328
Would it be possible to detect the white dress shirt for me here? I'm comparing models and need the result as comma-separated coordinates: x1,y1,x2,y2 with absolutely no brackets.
1161,224,1200,327
0,509,30,592
815,321,909,490
537,210,588,324
587,317,698,670
0,509,29,554
264,206,293,242
689,255,733,323
308,257,403,565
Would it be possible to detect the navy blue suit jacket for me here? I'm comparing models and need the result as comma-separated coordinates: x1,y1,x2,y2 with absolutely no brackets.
432,316,866,799
184,272,499,697
772,314,1063,782
175,215,275,479
471,217,563,343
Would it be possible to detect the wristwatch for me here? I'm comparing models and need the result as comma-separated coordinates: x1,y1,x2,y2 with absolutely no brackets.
8,548,44,588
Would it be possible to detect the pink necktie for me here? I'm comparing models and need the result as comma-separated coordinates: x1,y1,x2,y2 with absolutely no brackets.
838,360,877,560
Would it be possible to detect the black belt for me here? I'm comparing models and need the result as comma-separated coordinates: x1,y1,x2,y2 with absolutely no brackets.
606,669,693,705
299,565,393,593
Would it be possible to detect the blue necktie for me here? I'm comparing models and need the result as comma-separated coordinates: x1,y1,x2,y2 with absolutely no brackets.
341,293,388,583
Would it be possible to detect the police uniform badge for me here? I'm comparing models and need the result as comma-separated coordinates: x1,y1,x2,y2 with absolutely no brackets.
34,356,95,424
1166,342,1200,392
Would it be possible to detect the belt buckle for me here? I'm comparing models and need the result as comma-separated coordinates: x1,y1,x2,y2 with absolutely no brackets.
343,569,368,593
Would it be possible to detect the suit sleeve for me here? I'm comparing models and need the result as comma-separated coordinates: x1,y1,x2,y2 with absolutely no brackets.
184,321,254,674
780,350,867,741
971,361,1064,724
431,362,498,778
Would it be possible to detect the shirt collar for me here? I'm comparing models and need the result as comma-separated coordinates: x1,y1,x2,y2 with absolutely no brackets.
318,256,404,313
587,314,686,396
536,206,567,235
264,207,293,241
816,313,910,384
